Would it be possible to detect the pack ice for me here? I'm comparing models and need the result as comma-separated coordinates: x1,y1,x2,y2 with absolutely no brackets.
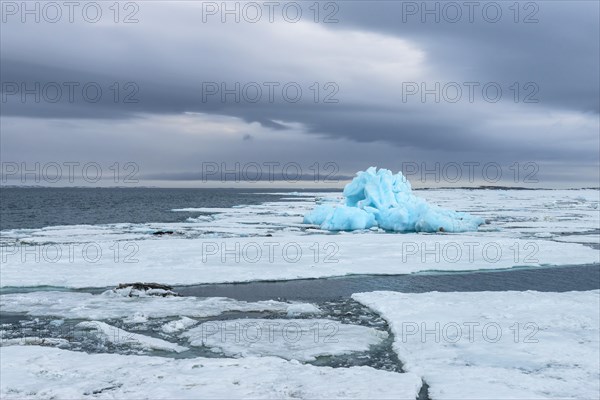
304,167,485,232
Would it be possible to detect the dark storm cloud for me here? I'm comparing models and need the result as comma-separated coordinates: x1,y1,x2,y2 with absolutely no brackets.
1,55,591,162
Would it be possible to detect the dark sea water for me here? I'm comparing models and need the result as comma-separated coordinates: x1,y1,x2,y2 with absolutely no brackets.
0,187,329,230
176,265,600,301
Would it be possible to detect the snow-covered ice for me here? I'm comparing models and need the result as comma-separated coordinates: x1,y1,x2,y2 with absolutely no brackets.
0,291,317,320
286,303,322,316
553,235,599,244
0,346,423,399
304,167,485,232
76,321,188,353
0,337,70,347
0,234,597,288
182,318,387,361
161,317,199,334
353,290,600,399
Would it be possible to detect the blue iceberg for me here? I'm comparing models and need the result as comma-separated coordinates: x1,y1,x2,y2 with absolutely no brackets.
303,167,484,233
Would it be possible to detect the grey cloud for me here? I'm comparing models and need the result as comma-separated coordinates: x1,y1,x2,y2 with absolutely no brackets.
0,1,598,185
332,1,600,112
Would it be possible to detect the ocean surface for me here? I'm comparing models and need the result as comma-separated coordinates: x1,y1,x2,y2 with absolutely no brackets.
0,187,331,230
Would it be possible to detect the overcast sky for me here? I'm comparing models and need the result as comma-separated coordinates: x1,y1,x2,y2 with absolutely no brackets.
1,1,598,187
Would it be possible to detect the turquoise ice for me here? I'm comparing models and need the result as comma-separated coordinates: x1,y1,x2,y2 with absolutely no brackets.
304,167,485,232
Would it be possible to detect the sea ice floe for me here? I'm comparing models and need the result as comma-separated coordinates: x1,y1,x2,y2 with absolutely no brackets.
353,290,600,400
553,235,599,244
1,234,597,288
286,303,321,316
76,321,188,353
161,317,199,334
181,318,387,361
0,346,423,399
0,291,317,320
0,337,70,347
304,167,485,232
